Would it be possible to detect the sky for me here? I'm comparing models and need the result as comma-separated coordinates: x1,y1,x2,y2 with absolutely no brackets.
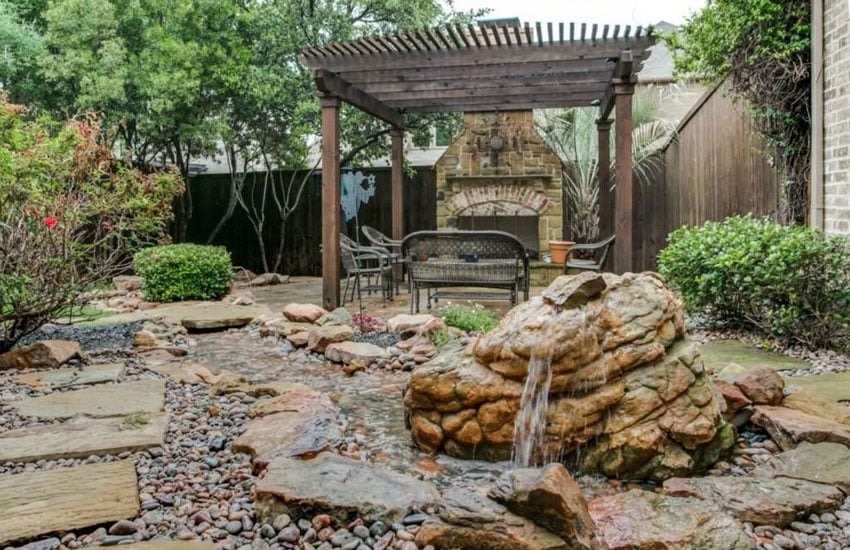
447,0,708,27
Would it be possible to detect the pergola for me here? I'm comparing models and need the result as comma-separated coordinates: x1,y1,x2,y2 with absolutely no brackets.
300,20,655,309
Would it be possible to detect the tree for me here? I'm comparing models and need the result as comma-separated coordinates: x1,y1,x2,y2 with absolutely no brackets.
536,86,677,242
666,0,810,224
0,2,45,103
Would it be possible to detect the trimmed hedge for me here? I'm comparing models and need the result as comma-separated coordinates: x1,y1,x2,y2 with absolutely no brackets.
133,244,232,302
657,215,850,349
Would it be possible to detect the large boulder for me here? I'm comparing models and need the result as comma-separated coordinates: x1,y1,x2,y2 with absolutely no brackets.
0,340,82,370
403,272,735,481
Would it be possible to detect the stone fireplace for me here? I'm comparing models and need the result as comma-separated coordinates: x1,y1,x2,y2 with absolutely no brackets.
435,111,563,258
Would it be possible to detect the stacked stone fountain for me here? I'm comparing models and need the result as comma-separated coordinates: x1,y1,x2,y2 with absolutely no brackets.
404,271,736,481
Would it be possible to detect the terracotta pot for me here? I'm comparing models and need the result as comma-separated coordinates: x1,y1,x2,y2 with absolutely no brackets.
548,240,575,265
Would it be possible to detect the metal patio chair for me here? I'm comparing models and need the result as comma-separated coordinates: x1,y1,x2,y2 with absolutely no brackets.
563,235,615,273
339,234,393,305
361,225,408,293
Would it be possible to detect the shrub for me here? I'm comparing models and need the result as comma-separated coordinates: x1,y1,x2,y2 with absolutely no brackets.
134,244,232,302
439,302,498,333
658,215,850,349
0,101,182,352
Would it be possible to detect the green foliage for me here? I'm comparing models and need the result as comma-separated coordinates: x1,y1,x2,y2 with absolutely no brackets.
439,302,498,334
134,244,232,302
658,215,850,350
0,100,182,351
666,0,810,223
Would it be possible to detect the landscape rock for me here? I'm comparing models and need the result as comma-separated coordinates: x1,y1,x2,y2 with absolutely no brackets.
287,332,310,347
662,475,843,526
283,303,328,323
0,340,82,370
324,341,389,365
488,464,595,548
751,405,850,450
386,314,443,336
15,363,123,390
404,273,734,480
133,330,160,347
315,307,353,327
733,366,784,405
588,489,754,550
234,386,342,470
782,389,850,425
153,362,217,385
755,441,850,494
414,486,570,550
113,275,143,292
250,273,288,286
10,379,165,419
255,452,439,524
259,318,315,338
713,379,751,420
307,325,354,353
181,304,268,331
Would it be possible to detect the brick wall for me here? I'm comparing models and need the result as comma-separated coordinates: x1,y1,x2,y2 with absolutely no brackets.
824,0,850,235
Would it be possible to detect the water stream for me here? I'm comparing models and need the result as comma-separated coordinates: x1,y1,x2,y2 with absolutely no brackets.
511,354,553,467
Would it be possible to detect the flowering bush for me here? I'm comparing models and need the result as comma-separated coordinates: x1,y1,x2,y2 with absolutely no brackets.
352,312,387,333
0,99,183,351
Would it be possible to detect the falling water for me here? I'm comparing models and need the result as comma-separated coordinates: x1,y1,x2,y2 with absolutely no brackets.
511,353,554,468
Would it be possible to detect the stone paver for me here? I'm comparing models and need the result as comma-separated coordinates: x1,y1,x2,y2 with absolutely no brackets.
180,303,272,331
755,441,850,494
701,340,810,378
785,372,850,403
14,363,123,390
0,461,139,545
0,413,168,463
9,379,165,419
751,405,850,450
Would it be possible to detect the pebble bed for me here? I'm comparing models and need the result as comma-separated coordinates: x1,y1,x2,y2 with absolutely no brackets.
3,322,850,549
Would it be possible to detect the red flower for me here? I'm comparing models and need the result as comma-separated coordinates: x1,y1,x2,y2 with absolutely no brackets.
43,216,57,228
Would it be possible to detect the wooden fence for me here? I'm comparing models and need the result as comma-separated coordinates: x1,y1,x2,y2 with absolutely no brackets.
619,83,781,271
183,167,436,275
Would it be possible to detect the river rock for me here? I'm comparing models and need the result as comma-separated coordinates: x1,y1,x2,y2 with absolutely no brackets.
588,489,754,550
713,380,751,420
234,386,342,470
287,332,310,347
782,389,850,425
325,341,389,365
751,406,850,450
414,486,570,550
733,366,784,405
315,308,354,327
255,452,439,524
0,340,82,370
755,441,850,493
283,303,328,323
488,464,594,548
404,272,734,480
386,314,443,336
307,325,354,353
662,475,843,526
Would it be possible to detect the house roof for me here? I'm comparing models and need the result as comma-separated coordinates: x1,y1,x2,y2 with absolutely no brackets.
300,20,656,123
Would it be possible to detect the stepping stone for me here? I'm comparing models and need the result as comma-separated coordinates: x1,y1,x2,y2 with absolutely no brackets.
0,413,168,463
179,304,271,331
324,341,389,364
0,461,139,545
9,379,165,419
588,489,753,550
755,441,850,494
15,363,123,390
785,372,850,403
700,340,810,378
255,452,439,524
663,475,843,526
783,389,850,424
751,405,850,450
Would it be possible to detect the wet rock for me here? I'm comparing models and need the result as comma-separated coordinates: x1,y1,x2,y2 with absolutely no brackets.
588,489,753,549
108,519,139,535
415,486,570,550
782,389,850,425
734,366,784,405
315,308,354,327
714,380,752,420
751,406,850,450
663,476,843,526
133,330,160,348
0,340,82,370
755,441,850,493
234,387,342,470
255,452,439,524
489,464,595,548
283,303,328,324
404,273,734,480
307,325,354,353
287,332,310,347
324,341,389,365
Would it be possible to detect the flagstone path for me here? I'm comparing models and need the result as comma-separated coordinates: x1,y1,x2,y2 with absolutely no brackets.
10,378,165,419
14,362,123,390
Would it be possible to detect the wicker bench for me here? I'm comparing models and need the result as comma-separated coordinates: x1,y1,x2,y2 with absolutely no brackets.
401,230,529,313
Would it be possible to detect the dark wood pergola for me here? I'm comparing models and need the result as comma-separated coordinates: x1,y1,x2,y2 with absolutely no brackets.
300,20,655,309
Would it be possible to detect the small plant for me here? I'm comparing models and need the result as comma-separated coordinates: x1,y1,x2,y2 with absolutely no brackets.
428,327,453,347
352,312,387,333
658,215,850,350
134,244,232,302
439,302,498,334
120,412,150,430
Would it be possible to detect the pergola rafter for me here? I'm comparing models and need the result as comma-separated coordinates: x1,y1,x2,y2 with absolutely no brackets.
300,19,655,309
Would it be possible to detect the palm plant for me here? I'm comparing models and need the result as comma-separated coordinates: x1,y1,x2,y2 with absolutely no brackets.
536,86,677,242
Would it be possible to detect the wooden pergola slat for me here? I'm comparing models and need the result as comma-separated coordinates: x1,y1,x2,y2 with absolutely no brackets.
301,19,655,307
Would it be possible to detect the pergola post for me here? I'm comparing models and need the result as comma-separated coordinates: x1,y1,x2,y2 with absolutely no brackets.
320,96,341,309
613,82,635,274
596,118,613,241
390,127,404,282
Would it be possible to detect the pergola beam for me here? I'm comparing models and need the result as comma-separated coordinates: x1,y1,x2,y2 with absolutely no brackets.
315,69,406,129
599,51,635,120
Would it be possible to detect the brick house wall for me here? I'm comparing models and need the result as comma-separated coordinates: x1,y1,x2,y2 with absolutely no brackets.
823,0,850,235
